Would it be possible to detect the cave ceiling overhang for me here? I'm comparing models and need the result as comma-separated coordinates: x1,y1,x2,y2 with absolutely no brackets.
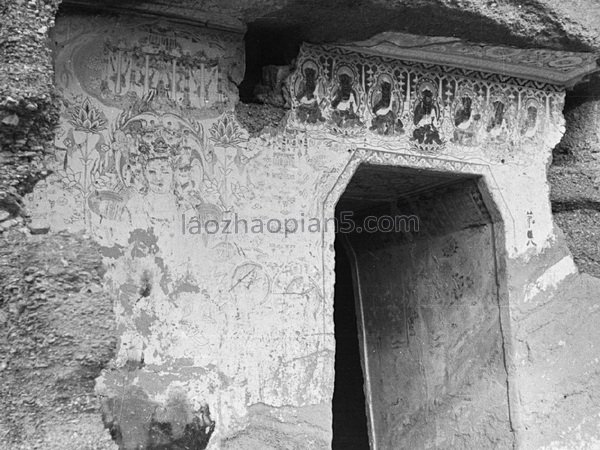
61,0,599,88
62,0,247,33
332,32,599,88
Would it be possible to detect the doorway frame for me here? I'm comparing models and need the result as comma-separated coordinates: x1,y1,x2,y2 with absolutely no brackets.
322,148,519,449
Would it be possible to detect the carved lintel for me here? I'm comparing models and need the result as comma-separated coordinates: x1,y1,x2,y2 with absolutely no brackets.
334,32,599,87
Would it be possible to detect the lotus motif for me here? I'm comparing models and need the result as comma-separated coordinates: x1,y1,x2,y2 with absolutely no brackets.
209,114,245,147
69,98,107,134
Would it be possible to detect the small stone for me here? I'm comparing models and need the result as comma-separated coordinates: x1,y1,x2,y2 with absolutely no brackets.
2,114,19,126
28,219,50,235
4,96,18,107
83,284,103,294
0,210,9,222
18,152,38,158
1,218,18,229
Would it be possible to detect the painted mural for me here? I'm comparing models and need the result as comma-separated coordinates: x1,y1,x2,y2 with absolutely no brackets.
40,15,348,446
49,16,250,233
29,12,577,448
288,42,564,160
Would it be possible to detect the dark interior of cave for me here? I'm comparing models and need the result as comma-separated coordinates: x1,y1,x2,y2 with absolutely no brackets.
332,236,371,450
331,164,511,448
239,22,302,102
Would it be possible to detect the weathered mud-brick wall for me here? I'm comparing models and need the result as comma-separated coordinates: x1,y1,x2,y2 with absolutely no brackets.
27,9,600,450
0,0,61,231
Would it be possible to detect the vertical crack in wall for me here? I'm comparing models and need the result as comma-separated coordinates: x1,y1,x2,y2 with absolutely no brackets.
490,218,521,450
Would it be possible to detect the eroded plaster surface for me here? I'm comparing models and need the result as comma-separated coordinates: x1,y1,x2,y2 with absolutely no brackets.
26,10,599,448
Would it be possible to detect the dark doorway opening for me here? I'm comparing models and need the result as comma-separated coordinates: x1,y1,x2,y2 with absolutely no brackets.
332,237,370,450
331,163,513,448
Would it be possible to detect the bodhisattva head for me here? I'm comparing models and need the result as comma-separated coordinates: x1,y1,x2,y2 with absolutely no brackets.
145,157,174,194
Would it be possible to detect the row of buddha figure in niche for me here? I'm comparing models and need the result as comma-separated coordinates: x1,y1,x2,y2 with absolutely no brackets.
293,60,542,145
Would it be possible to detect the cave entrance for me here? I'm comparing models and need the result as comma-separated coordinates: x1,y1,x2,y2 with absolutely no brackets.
332,236,370,450
332,164,513,449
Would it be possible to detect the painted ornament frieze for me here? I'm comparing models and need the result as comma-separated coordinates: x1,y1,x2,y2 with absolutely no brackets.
55,17,243,116
288,44,565,157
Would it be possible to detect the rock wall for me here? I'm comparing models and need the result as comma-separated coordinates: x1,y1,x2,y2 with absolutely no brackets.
0,0,61,230
0,231,117,450
551,77,600,277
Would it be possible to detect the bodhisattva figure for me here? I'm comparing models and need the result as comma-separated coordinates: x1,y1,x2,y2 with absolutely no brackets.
453,96,481,144
174,152,205,212
487,100,508,141
331,73,361,128
370,80,403,135
296,67,324,124
520,105,538,138
126,134,178,227
412,88,442,145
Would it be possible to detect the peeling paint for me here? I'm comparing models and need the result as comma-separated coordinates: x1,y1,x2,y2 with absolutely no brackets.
523,256,578,303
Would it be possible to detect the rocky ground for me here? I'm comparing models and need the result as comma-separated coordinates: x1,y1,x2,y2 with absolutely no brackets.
0,229,117,450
